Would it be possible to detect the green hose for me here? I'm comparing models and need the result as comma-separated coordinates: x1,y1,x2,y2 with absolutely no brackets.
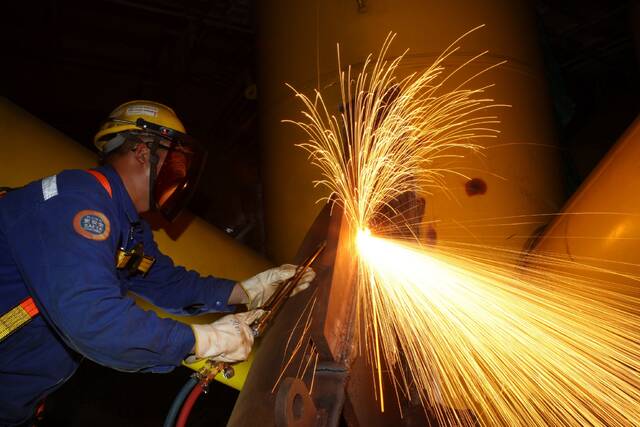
164,375,198,427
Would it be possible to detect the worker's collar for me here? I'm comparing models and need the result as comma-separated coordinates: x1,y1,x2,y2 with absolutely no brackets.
95,165,140,224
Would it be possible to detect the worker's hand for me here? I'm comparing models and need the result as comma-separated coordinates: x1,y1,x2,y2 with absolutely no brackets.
239,264,316,310
189,310,263,363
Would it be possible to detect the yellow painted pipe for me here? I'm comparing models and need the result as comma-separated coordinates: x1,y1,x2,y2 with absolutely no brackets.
533,114,640,282
258,0,564,263
0,97,271,389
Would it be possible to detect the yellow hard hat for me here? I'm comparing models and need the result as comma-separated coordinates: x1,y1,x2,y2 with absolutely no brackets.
94,100,187,153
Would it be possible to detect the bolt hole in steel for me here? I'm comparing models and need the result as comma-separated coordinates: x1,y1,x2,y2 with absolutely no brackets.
275,377,317,427
465,178,487,196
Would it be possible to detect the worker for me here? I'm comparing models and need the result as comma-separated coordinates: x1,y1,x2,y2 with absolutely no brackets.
0,100,315,426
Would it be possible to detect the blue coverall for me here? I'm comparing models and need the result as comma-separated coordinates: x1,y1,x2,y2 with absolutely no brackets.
0,165,236,426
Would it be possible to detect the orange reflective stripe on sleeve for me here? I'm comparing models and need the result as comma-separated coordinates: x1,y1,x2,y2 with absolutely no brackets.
85,170,113,199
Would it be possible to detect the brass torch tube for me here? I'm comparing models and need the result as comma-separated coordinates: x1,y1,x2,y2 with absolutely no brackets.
253,241,326,337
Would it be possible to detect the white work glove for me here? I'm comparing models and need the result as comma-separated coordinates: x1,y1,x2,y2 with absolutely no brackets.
189,310,263,363
239,264,316,310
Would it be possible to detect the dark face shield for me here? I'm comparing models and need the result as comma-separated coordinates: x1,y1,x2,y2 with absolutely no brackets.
154,138,207,221
131,118,207,222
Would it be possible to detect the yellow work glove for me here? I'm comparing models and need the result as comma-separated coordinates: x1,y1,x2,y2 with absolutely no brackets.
239,264,316,310
188,310,263,363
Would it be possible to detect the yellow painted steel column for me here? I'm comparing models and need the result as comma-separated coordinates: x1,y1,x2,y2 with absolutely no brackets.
533,115,640,282
259,0,564,263
0,97,271,389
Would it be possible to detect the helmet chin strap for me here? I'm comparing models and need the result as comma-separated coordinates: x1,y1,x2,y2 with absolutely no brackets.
148,140,159,212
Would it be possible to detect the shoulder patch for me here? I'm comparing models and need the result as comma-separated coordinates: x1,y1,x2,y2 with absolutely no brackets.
73,210,111,241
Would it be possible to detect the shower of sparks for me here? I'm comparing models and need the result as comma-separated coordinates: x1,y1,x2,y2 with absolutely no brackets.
272,293,319,394
288,28,504,231
357,232,640,425
287,30,640,426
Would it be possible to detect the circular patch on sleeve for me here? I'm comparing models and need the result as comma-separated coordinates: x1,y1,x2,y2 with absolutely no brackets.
73,210,111,241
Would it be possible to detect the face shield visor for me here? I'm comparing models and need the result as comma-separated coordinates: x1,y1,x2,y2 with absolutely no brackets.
154,136,207,221
130,118,207,222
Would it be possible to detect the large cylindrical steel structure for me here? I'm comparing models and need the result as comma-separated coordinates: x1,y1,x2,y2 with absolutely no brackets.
533,114,640,282
258,0,564,263
0,97,270,389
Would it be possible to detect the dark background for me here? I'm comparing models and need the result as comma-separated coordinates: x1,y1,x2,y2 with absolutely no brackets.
1,0,639,425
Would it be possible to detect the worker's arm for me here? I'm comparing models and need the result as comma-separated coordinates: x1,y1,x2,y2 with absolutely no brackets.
128,222,315,313
6,192,194,373
126,221,243,315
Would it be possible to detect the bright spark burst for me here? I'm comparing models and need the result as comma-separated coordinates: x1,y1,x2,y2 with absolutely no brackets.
357,232,640,425
288,28,504,231
288,30,640,426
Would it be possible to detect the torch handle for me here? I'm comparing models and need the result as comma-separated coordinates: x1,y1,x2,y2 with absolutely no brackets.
251,241,326,337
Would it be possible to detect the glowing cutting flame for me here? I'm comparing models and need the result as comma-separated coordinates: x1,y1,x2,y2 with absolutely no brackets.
357,228,455,290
